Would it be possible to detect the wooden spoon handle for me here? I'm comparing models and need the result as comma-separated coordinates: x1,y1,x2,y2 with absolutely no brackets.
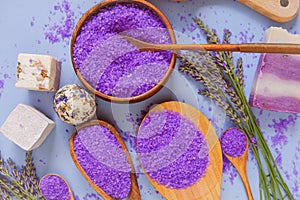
238,0,300,22
154,43,300,54
198,43,300,54
239,169,254,200
238,43,300,54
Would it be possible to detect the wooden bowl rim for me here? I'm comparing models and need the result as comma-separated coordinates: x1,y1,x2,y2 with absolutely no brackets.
70,0,177,103
39,173,75,200
69,120,140,200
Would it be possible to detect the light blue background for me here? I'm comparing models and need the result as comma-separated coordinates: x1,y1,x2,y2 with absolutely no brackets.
0,0,300,199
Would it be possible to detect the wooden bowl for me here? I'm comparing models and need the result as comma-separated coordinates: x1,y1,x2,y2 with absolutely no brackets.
70,120,141,200
70,0,176,103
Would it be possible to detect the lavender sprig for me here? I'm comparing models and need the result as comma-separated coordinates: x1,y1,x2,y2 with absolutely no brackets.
0,151,45,200
179,17,293,200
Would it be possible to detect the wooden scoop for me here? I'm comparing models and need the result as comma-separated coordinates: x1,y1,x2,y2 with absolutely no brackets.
137,101,223,200
70,120,141,200
221,129,253,200
122,35,300,54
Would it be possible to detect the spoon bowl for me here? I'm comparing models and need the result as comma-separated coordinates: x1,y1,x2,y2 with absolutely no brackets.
137,101,223,200
70,120,141,200
221,128,253,200
39,174,74,200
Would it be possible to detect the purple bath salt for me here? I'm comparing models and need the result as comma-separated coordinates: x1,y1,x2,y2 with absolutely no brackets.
73,3,172,98
220,128,247,157
39,175,71,200
137,110,210,189
73,125,131,199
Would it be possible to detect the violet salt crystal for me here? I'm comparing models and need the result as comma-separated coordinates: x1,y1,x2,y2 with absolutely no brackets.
73,125,131,199
137,110,210,189
220,128,247,157
73,3,172,98
39,174,71,200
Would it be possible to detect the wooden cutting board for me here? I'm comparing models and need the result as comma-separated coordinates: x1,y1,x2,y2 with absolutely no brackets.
238,0,299,22
176,0,300,22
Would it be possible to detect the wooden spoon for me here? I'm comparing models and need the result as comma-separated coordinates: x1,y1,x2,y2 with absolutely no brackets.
137,101,223,200
122,35,300,54
221,129,253,200
39,174,74,200
70,120,141,200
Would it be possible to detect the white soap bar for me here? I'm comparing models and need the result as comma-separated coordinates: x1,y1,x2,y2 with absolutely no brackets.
15,53,61,91
0,104,55,151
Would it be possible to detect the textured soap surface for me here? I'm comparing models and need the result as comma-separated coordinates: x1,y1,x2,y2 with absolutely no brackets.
15,53,61,91
250,27,300,113
0,104,55,151
137,110,209,189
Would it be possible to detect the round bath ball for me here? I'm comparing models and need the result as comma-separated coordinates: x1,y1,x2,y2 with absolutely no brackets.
39,174,72,200
220,128,247,157
53,84,96,125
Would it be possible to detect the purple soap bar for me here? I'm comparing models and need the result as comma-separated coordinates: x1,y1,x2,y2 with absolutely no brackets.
73,125,131,199
39,174,71,200
73,3,172,98
250,27,300,113
220,128,247,157
137,110,209,189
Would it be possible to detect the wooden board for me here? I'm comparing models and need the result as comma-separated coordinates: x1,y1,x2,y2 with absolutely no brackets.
175,0,299,22
138,101,223,200
238,0,300,22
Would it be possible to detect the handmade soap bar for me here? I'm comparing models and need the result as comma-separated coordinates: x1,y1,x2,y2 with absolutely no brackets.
249,27,300,113
0,104,55,151
15,53,61,91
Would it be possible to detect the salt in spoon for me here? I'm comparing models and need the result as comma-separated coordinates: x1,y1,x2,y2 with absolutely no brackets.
220,128,253,200
122,35,300,54
39,174,74,200
70,120,141,200
137,101,223,200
